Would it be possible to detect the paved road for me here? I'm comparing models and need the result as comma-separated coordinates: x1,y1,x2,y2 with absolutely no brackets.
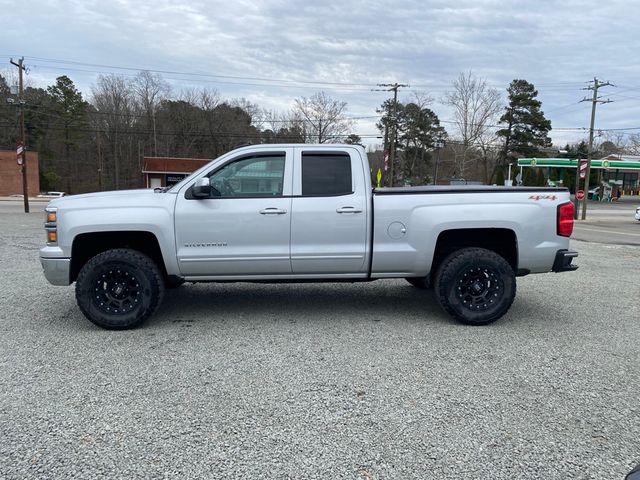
0,204,639,479
572,197,640,246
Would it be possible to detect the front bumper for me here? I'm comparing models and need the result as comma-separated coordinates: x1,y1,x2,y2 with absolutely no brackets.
40,257,71,285
552,249,578,272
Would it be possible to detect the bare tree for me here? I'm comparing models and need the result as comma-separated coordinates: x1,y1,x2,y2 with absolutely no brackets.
410,91,434,109
231,98,263,128
131,71,171,157
262,110,306,143
445,71,501,178
476,130,502,184
627,134,640,155
92,74,135,189
197,89,221,111
293,91,354,143
596,131,628,156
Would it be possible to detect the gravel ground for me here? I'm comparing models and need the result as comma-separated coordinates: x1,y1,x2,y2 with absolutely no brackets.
0,205,639,479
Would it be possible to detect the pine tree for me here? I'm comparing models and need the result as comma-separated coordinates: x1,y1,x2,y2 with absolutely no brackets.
566,140,588,159
497,80,552,161
377,100,447,184
46,76,89,192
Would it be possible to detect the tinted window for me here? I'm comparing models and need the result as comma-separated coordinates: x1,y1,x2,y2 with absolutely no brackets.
208,155,285,197
302,153,352,196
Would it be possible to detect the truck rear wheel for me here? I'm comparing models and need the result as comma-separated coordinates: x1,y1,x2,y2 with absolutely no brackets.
434,247,515,325
75,248,164,330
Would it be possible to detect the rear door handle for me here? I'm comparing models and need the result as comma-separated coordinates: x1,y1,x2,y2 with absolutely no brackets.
336,206,363,214
259,207,287,215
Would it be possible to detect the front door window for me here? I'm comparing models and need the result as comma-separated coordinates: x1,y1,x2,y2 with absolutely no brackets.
209,155,285,197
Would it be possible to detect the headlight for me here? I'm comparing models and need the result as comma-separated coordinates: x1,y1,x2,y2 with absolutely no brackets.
45,207,58,245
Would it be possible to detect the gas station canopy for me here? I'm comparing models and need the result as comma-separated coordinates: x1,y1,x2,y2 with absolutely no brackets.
517,158,640,169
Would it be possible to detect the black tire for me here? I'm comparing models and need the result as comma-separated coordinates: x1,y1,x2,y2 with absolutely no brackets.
75,248,165,330
434,247,516,326
405,276,431,289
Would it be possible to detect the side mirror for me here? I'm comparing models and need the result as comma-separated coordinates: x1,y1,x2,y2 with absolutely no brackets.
192,178,213,198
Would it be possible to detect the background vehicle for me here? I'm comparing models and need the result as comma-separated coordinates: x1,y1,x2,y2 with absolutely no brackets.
635,206,640,221
40,144,578,329
588,185,613,200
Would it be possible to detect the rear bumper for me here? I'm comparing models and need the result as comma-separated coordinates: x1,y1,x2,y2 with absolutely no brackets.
40,257,71,285
552,249,578,272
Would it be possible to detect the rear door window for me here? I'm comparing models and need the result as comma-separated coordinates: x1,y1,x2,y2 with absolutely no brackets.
301,153,352,196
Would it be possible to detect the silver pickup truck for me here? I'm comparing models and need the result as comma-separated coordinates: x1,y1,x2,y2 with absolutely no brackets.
40,144,578,329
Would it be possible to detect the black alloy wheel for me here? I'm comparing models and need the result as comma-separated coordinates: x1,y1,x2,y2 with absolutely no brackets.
76,249,164,329
434,247,516,325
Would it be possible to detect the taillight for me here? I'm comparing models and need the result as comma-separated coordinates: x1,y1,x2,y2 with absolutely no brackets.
557,202,574,237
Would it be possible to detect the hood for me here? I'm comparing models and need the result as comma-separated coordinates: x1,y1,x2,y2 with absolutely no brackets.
47,189,171,209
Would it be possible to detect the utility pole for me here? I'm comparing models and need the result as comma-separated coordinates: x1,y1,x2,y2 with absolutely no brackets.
10,57,29,213
373,83,408,186
381,122,389,185
97,131,103,191
433,140,444,185
579,78,613,220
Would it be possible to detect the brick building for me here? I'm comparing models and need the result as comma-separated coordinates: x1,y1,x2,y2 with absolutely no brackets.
142,157,210,189
0,150,39,196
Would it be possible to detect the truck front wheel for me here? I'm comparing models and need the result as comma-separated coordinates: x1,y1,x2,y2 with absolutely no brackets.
434,247,516,325
75,248,165,329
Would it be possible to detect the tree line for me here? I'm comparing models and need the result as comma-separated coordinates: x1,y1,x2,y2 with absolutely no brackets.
0,72,364,192
1,69,626,193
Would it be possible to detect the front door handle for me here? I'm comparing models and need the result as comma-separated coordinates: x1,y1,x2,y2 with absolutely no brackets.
259,207,287,215
336,206,363,214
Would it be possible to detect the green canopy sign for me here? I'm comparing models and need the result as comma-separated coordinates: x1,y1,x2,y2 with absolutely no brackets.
517,158,640,169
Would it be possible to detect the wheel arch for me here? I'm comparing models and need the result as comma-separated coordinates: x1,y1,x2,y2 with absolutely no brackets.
431,228,518,282
70,231,168,283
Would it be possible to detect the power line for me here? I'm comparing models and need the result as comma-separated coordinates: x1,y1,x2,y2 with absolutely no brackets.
26,56,380,88
29,64,378,92
18,55,620,94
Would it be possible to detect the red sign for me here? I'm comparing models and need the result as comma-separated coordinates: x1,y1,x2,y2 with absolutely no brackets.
16,143,24,155
16,142,24,165
576,190,585,201
579,160,588,179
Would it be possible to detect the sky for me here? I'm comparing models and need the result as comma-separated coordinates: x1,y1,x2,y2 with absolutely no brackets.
1,0,639,150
